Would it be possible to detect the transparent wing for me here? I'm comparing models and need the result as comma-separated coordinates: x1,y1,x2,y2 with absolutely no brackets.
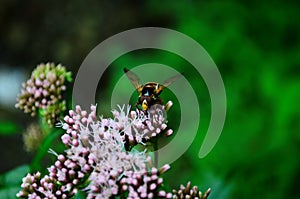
156,73,183,95
162,73,183,87
124,68,143,93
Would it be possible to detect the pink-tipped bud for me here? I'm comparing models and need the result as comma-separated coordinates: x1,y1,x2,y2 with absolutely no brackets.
165,101,173,111
58,154,65,162
166,129,173,136
161,123,167,130
150,183,157,191
158,190,166,197
159,164,170,174
75,105,81,113
166,193,173,198
90,105,97,112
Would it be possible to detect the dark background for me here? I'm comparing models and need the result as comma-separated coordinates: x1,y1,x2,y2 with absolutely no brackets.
0,0,300,198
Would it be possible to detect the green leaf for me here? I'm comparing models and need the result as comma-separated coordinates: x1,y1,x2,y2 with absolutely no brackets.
0,121,18,135
30,129,62,171
65,72,73,82
0,186,20,199
0,165,29,199
2,165,29,186
74,190,86,199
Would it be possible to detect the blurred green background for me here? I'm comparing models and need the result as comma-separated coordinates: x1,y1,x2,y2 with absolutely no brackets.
0,0,300,198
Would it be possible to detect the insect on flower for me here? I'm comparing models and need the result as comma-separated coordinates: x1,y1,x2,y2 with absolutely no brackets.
124,68,182,111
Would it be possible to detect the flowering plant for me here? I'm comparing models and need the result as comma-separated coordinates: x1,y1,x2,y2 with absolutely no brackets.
15,63,72,126
15,63,210,199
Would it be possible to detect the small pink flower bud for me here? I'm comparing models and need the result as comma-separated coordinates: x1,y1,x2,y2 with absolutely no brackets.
159,164,170,174
166,129,173,136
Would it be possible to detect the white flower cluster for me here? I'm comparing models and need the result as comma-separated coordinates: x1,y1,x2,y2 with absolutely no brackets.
17,104,173,199
61,105,150,198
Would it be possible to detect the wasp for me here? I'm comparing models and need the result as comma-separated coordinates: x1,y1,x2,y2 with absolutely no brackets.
124,68,182,111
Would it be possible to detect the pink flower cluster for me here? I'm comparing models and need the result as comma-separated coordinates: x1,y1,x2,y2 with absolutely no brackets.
15,63,72,126
61,103,173,149
171,182,211,199
112,103,174,148
119,164,171,199
16,171,78,199
17,104,173,199
60,104,174,198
